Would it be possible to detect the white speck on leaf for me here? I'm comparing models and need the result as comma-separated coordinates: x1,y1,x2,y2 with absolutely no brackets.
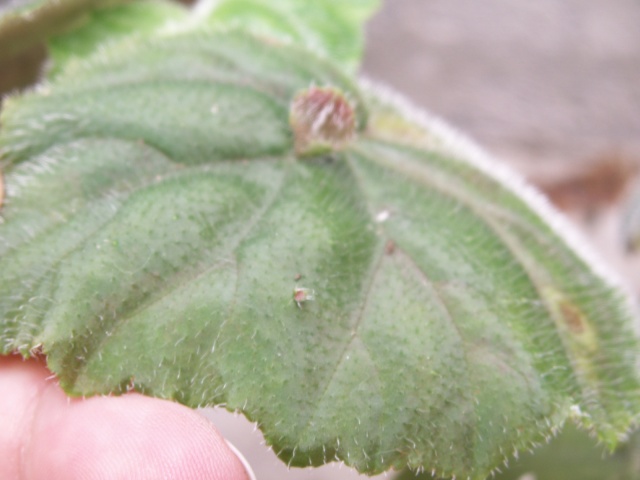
375,209,391,223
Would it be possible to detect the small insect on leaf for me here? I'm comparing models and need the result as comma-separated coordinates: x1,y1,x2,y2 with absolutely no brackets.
384,239,396,255
293,287,314,309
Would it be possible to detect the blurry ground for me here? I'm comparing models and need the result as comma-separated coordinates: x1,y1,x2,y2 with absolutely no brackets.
209,1,640,479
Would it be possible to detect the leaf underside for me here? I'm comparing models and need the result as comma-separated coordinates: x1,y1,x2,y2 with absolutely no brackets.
0,30,639,479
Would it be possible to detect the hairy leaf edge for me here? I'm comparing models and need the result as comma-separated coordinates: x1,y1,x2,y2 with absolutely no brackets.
358,77,638,317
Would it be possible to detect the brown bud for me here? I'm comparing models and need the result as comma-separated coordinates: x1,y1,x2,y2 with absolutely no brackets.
289,86,356,157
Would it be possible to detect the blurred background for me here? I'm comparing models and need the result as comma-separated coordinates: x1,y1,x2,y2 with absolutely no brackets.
364,0,640,170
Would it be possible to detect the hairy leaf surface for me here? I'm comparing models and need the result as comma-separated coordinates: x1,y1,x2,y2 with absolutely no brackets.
491,425,640,480
0,30,638,479
397,426,640,480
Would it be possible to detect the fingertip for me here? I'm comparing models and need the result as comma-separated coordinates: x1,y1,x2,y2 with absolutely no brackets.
27,392,253,480
0,356,253,480
0,354,54,479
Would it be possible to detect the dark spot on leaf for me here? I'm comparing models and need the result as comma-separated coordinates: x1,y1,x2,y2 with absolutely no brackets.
559,300,586,334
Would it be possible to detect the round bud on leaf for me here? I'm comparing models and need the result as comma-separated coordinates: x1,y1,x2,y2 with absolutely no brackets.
289,86,356,157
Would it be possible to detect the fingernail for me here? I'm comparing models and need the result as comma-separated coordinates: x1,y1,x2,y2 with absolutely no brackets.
225,439,257,480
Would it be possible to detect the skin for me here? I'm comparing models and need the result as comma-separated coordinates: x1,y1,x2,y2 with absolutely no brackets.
0,354,251,480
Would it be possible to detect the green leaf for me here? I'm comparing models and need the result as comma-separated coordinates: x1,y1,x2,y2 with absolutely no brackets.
395,426,640,480
47,0,187,76
0,0,130,62
1,29,639,479
492,425,640,480
199,0,381,71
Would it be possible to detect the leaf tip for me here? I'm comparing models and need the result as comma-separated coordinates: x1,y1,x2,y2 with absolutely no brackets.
289,86,356,157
